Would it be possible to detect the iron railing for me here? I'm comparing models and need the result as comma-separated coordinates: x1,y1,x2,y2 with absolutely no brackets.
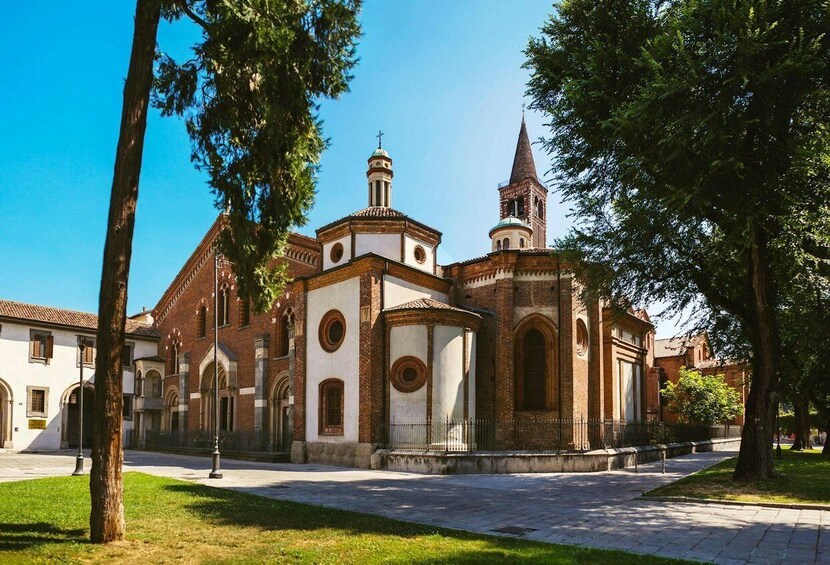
375,417,741,453
142,430,288,453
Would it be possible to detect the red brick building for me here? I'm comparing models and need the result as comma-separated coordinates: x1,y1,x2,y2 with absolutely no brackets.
142,118,683,468
653,334,748,426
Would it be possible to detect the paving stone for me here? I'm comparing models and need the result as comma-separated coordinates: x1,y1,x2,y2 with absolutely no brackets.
0,449,825,564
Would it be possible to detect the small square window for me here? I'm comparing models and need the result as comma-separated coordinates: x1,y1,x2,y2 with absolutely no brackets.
122,343,134,368
27,386,49,418
29,330,53,364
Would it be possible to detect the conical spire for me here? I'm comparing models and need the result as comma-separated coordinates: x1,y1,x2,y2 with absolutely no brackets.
509,116,538,184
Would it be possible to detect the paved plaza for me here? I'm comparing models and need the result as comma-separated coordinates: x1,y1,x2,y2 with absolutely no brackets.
0,449,827,564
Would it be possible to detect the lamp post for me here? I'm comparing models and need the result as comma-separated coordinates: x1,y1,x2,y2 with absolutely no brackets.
72,336,87,476
209,248,223,479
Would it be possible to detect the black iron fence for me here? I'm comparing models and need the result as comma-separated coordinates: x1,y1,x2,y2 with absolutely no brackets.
376,417,741,453
141,430,286,453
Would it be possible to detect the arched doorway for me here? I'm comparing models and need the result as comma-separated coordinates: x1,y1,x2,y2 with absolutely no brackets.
0,378,12,448
200,362,234,433
163,388,179,432
61,383,94,449
269,375,290,451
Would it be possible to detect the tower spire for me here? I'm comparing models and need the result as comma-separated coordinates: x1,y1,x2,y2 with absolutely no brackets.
509,114,538,185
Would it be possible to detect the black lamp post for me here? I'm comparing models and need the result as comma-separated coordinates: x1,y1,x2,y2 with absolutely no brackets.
72,336,88,476
209,248,223,479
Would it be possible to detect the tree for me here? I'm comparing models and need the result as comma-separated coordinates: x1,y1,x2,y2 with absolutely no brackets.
92,0,360,542
526,0,830,480
662,367,744,426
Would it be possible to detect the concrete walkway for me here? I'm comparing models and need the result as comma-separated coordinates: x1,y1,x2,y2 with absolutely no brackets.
1,449,827,564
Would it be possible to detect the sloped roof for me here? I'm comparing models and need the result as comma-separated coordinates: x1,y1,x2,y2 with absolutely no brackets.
654,334,706,358
0,299,159,339
509,117,539,185
384,297,477,316
316,206,440,238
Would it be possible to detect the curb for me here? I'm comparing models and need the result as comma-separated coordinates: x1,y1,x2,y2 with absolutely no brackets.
642,495,830,511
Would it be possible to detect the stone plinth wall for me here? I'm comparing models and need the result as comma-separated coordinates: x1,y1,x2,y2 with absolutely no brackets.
373,437,740,475
292,441,375,469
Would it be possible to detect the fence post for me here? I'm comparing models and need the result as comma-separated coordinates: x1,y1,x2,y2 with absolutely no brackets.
445,415,449,452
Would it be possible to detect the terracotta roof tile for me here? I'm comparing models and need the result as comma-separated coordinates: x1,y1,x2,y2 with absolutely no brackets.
0,299,159,338
384,298,479,317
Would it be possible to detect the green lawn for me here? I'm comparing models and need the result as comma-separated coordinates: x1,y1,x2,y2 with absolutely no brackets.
0,472,690,564
646,449,830,506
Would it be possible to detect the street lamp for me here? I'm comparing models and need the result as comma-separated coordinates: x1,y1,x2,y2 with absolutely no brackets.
72,336,88,476
209,248,223,479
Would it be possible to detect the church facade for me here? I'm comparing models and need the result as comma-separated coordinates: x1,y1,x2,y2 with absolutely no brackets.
148,118,661,468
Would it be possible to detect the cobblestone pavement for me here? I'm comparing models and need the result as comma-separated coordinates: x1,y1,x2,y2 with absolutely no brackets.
1,449,827,564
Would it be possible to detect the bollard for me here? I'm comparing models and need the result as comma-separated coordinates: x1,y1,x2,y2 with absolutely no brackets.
661,448,666,474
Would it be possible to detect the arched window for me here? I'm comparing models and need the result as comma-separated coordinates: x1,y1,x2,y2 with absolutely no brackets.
517,197,525,216
145,371,162,399
167,342,179,375
519,238,525,248
197,306,207,338
502,238,510,250
218,285,230,326
522,330,546,410
277,309,292,357
319,379,344,435
515,315,557,412
496,240,502,251
375,180,381,206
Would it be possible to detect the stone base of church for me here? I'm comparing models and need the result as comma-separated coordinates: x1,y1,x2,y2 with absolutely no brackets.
372,437,741,475
291,440,377,469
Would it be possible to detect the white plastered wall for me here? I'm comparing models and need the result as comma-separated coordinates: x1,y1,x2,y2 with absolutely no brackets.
383,276,448,309
305,276,360,442
0,320,154,450
322,235,351,271
389,325,428,423
403,234,435,273
431,326,465,421
491,227,533,251
354,233,399,261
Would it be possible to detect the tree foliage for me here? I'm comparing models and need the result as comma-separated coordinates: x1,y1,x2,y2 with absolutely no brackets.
154,0,362,312
662,367,744,425
91,0,361,542
526,0,830,479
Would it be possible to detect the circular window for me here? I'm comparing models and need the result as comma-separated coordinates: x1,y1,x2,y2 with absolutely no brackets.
390,356,427,393
330,242,344,263
413,245,427,264
319,310,346,352
576,319,589,356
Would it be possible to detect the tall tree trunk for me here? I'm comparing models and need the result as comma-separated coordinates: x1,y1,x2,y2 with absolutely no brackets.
791,399,805,450
90,0,160,543
823,415,829,456
733,221,780,481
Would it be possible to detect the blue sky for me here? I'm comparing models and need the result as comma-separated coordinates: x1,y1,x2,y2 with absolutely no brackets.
0,1,683,337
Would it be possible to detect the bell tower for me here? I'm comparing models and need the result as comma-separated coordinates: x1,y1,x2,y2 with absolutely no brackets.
497,116,547,248
367,130,393,208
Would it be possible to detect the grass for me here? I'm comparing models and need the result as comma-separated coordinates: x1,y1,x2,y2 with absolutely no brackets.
645,449,830,506
0,472,692,564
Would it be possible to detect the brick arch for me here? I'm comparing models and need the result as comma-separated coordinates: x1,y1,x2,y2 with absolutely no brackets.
514,314,558,412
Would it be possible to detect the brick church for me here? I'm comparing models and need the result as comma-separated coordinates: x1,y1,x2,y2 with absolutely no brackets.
144,117,664,468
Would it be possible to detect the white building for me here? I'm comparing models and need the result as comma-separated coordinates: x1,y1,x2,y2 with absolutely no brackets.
0,300,159,451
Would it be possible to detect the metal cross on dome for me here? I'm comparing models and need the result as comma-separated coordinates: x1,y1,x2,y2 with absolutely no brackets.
377,129,383,149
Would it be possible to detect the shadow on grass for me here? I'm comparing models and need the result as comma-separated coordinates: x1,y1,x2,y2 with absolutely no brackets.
160,482,683,565
0,522,86,551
